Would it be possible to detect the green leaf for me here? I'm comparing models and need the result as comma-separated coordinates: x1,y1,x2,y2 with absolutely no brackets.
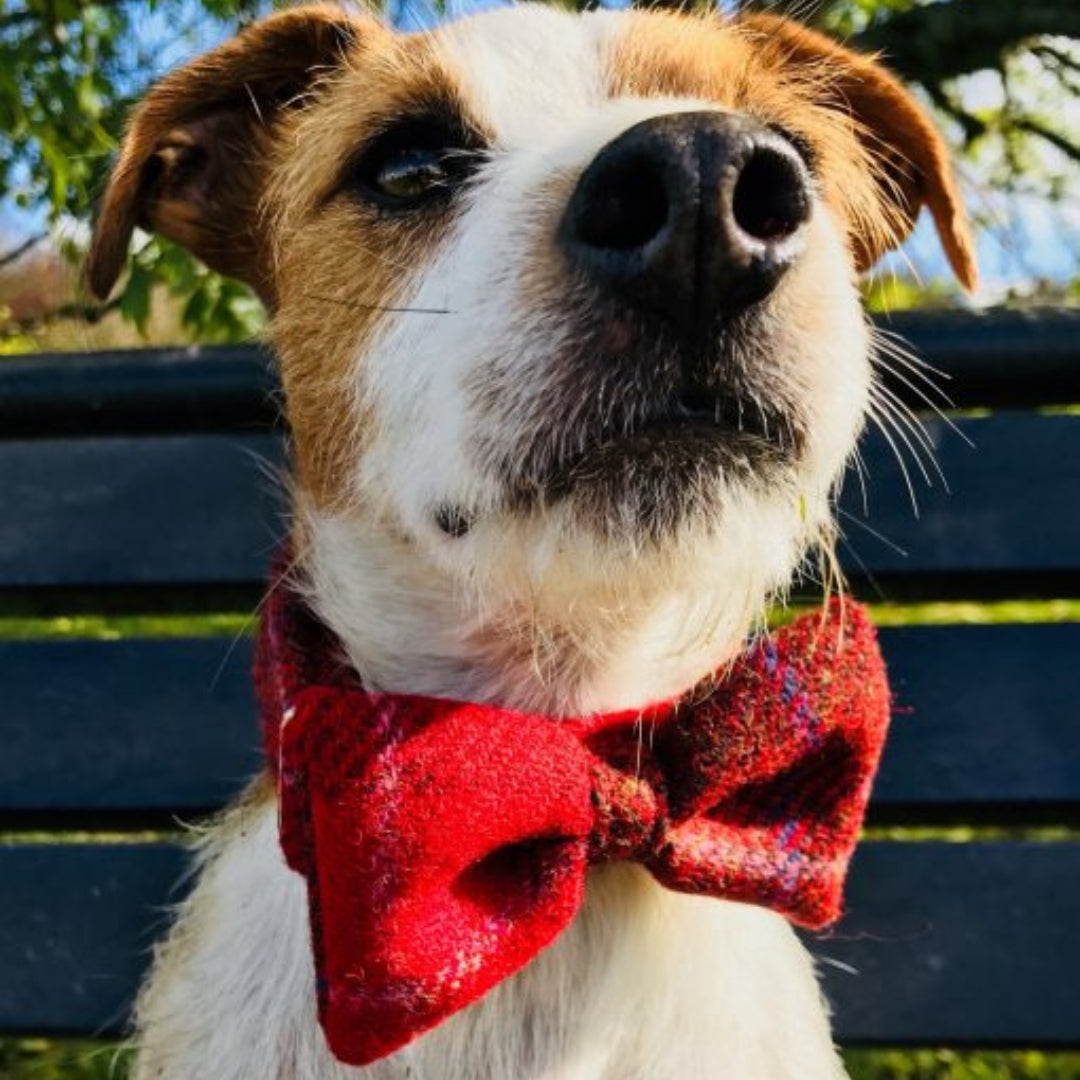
118,264,153,334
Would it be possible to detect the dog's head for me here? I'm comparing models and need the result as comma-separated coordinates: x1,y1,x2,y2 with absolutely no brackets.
89,3,974,705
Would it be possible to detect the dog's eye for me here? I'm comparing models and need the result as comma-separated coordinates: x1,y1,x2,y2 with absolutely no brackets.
351,119,478,209
375,148,450,201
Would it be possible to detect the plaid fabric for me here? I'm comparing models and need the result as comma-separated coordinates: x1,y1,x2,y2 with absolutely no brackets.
257,563,891,1067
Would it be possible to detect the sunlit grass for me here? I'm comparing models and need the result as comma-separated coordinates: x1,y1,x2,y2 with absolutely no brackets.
845,1050,1080,1080
3,1042,1078,1080
0,612,253,641
866,599,1080,625
0,1040,132,1080
3,599,1077,644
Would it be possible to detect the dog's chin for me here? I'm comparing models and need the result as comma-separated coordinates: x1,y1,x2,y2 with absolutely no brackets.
506,405,804,543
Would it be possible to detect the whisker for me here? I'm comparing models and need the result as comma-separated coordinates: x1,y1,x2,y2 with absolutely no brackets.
873,341,955,405
871,340,974,450
834,532,888,602
848,444,871,518
873,326,951,380
837,506,909,558
871,383,949,490
301,293,455,315
873,340,956,408
870,380,937,454
869,390,935,489
867,402,921,518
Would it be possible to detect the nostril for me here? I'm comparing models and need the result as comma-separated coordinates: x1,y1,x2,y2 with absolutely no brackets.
575,154,669,252
732,147,811,244
676,385,714,418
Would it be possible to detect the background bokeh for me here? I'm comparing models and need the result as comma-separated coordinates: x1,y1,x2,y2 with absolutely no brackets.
1,0,1078,355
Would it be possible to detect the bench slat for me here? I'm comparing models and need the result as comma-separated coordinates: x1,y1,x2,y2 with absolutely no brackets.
0,434,285,589
2,623,1078,815
838,413,1080,581
1,414,1079,595
0,637,260,814
1,841,1076,1045
873,622,1080,810
817,841,1080,1044
2,311,1077,437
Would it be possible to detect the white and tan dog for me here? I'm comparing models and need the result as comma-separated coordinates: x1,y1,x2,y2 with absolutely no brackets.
88,5,975,1078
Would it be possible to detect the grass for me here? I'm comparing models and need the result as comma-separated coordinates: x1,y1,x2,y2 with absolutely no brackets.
0,1040,132,1080
1,598,1078,644
0,612,253,641
845,1050,1080,1080
2,1042,1078,1080
866,599,1080,626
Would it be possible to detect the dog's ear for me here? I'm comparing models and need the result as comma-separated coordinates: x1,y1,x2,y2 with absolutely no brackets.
741,14,977,291
86,3,370,304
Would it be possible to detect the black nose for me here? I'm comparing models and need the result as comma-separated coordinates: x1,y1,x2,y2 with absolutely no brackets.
561,111,812,333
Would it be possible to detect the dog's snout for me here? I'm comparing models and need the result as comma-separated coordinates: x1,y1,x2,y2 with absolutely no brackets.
561,112,812,331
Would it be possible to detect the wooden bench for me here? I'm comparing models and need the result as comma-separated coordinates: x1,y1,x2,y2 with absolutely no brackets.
2,309,1079,1051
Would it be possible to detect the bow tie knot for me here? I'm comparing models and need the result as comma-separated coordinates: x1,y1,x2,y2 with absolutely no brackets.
259,584,891,1068
588,751,669,865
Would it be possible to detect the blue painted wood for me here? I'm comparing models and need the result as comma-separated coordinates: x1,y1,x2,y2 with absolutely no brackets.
2,311,1076,438
0,414,1078,592
0,844,186,1036
0,637,260,813
813,842,1080,1045
3,624,1080,814
0,345,277,437
3,841,1077,1044
0,434,285,589
836,413,1080,578
872,622,1080,809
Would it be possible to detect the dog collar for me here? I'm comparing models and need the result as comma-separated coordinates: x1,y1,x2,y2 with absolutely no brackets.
256,564,891,1067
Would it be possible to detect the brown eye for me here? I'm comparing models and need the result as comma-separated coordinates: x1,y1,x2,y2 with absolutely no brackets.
350,116,481,210
374,148,449,201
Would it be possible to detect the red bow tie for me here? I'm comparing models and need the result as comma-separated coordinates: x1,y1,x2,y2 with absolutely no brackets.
257,571,890,1067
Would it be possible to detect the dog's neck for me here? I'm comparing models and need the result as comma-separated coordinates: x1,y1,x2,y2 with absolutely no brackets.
296,510,773,717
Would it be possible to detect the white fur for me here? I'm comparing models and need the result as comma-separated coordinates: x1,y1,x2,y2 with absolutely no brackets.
133,791,846,1080
130,7,875,1079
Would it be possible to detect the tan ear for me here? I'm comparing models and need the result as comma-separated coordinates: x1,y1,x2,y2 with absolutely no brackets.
740,14,977,291
86,3,367,304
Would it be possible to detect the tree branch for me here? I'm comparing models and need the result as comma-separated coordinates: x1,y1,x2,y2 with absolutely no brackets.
1014,117,1080,164
1031,42,1080,75
0,231,48,270
0,296,122,336
852,2,1080,85
924,83,987,146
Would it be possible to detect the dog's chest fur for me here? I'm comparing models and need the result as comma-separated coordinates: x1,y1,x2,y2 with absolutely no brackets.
131,782,845,1080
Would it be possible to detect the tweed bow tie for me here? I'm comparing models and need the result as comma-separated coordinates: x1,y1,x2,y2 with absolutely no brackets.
257,570,890,1067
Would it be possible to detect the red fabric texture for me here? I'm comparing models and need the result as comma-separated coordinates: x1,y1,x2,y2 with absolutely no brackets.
257,568,891,1067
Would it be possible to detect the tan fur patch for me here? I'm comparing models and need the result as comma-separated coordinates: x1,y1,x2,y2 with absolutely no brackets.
603,12,882,276
267,30,487,507
604,11,974,288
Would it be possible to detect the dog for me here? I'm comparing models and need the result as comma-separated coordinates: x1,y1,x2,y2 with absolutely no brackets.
87,4,975,1078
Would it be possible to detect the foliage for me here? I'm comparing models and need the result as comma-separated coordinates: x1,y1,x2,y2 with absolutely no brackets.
0,0,274,344
0,0,1078,343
